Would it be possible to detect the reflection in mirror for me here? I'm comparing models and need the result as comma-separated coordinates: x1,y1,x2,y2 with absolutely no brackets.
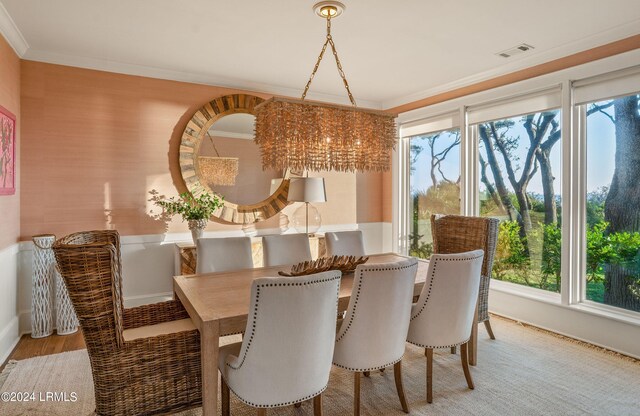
197,113,283,206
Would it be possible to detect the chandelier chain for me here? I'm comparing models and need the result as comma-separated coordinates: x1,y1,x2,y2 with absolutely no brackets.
301,17,357,106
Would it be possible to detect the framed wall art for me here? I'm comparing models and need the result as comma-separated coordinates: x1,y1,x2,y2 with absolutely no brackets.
0,104,16,195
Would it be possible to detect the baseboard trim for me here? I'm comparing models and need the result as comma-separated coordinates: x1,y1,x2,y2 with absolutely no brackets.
0,316,20,366
489,287,640,359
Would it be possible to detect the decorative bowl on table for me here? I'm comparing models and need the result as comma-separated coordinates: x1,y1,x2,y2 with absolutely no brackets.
278,255,369,277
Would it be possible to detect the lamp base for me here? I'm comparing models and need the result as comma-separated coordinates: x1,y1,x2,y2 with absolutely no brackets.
292,203,322,235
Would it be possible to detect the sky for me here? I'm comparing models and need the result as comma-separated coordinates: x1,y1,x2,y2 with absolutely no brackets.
410,101,618,198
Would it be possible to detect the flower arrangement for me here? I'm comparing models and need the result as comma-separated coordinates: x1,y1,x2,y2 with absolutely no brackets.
152,188,224,243
154,189,224,221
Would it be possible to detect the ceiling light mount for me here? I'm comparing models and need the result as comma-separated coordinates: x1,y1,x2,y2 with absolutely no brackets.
313,1,345,19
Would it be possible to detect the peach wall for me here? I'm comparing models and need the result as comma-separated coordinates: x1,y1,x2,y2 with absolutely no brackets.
0,35,20,249
20,61,383,240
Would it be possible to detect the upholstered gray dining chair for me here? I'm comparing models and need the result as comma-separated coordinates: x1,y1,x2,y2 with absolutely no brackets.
325,230,366,257
262,233,312,267
218,271,342,416
332,258,419,415
196,237,253,273
407,250,484,403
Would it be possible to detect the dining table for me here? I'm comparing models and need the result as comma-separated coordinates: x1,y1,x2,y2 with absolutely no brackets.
173,252,479,416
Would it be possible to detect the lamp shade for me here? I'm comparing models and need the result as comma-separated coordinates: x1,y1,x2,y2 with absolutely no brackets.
287,177,327,203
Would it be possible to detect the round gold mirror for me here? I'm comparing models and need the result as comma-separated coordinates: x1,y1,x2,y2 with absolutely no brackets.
179,94,290,224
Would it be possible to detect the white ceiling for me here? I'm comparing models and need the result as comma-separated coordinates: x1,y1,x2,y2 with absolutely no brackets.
1,0,639,109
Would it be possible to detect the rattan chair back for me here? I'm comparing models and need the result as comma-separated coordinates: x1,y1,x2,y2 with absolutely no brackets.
53,230,125,347
430,215,499,323
52,230,202,415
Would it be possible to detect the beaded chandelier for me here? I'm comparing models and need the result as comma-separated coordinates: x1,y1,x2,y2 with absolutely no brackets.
254,1,397,173
197,132,239,186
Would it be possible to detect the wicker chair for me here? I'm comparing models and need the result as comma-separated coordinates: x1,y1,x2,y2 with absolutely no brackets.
52,230,202,416
430,215,500,340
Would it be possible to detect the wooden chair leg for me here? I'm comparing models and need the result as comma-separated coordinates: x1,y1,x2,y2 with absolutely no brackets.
484,319,496,340
313,393,323,416
469,305,479,366
393,361,410,413
222,378,230,416
426,348,433,403
257,408,267,416
354,372,361,416
460,342,475,390
450,346,457,354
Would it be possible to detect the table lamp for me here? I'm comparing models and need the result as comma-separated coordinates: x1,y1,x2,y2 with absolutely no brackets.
288,177,326,235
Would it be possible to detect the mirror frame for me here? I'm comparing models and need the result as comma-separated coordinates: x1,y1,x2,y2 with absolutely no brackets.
179,94,290,224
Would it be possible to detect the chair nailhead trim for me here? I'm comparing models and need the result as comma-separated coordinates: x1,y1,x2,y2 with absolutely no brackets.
333,355,403,372
336,261,418,343
406,337,471,350
410,253,484,322
222,374,328,409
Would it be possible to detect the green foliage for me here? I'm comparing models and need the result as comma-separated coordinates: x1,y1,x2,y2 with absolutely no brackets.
412,181,460,220
494,221,530,281
540,223,561,291
529,194,546,213
154,188,224,221
586,221,640,284
586,187,608,227
409,232,433,260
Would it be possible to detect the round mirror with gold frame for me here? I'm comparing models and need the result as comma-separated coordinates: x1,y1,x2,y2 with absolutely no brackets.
179,94,290,224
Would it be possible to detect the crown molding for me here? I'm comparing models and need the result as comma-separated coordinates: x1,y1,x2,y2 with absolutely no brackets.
0,2,28,57
22,48,383,109
381,19,640,110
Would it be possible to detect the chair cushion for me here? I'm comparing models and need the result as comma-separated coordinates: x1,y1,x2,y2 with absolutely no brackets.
123,318,195,341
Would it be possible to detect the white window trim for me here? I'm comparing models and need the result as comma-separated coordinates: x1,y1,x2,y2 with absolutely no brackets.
394,49,640,349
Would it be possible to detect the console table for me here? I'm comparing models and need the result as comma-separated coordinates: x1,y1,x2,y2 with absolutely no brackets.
174,234,326,275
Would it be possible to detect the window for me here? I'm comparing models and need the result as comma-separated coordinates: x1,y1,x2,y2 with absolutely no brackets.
475,111,562,293
584,93,640,312
407,126,461,259
397,64,640,323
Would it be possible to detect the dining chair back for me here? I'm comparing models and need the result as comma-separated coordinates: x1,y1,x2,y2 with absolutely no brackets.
262,233,312,267
407,250,484,403
431,214,499,340
332,258,419,415
325,230,366,257
218,271,341,413
196,237,253,273
53,230,202,416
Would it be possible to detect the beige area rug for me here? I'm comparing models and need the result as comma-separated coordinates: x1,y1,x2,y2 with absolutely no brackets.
1,317,639,416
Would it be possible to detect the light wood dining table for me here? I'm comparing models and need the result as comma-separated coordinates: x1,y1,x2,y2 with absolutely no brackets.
173,252,478,416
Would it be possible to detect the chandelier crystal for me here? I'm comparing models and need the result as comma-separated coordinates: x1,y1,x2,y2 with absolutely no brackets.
254,1,397,173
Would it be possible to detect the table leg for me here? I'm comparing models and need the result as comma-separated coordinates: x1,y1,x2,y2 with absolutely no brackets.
469,302,478,366
201,320,220,416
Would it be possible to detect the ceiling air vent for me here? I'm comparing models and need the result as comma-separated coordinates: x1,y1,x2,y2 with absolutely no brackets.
496,43,535,58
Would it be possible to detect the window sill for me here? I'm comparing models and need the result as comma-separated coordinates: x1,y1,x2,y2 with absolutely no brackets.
490,279,561,304
490,279,640,327
571,301,640,327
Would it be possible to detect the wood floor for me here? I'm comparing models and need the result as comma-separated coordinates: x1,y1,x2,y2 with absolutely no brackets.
1,331,85,372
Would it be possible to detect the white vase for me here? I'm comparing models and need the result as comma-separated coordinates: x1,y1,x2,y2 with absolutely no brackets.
188,219,208,244
32,234,55,338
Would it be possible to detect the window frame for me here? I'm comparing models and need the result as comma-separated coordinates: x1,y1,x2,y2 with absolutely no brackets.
394,53,640,320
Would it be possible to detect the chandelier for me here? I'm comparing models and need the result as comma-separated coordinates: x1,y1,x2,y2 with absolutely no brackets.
254,1,397,173
197,132,239,186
